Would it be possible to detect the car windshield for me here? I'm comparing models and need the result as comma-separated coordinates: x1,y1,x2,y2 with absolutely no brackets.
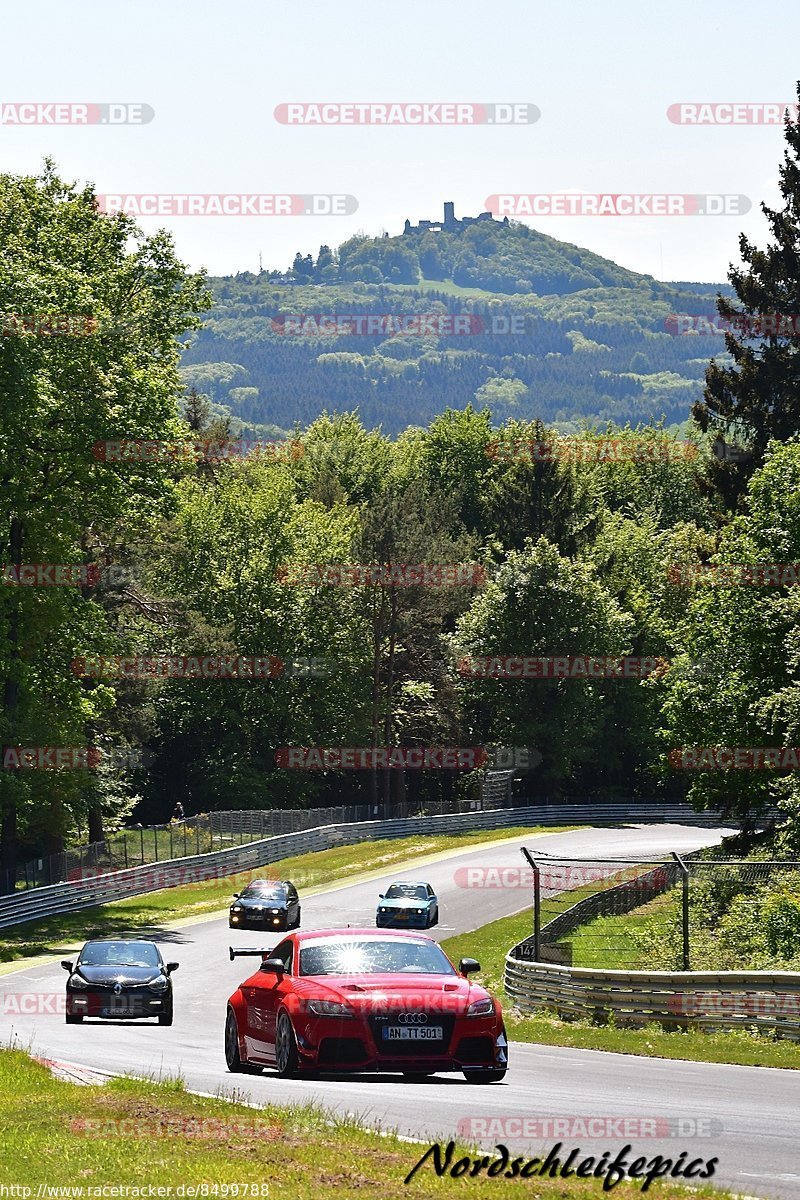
299,937,455,976
242,882,285,901
79,941,161,968
385,884,428,900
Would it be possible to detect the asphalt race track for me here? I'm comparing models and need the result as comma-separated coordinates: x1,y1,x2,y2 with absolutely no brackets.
3,822,799,1199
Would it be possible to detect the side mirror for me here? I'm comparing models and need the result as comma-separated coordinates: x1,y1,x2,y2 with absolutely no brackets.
232,893,239,899
260,957,285,974
61,960,73,972
378,894,384,899
166,962,179,974
459,957,480,976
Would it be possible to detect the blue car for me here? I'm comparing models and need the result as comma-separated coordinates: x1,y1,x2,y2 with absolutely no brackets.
376,880,439,929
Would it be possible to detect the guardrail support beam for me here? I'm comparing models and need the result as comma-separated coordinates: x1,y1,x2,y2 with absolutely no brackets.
672,851,691,970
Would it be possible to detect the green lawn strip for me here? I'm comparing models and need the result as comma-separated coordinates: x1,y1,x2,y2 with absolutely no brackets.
440,908,800,1070
441,881,604,995
0,826,577,966
0,1048,724,1199
567,891,676,970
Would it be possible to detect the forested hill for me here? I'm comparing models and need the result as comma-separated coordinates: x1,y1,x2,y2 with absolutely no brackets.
180,217,732,437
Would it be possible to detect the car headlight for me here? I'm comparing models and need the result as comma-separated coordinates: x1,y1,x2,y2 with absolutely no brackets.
66,973,88,990
231,906,243,913
148,975,169,992
304,999,355,1018
466,997,494,1018
270,909,282,915
378,907,388,914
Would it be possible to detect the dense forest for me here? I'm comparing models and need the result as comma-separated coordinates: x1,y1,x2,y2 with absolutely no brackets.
181,223,733,436
3,92,800,873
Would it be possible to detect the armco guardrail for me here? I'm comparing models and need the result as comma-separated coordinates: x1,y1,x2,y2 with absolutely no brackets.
0,802,741,930
504,958,800,1039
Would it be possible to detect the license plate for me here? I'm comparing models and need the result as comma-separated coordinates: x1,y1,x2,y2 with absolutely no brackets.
382,1026,443,1041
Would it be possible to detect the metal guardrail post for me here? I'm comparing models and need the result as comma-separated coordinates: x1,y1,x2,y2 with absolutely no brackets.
521,847,540,961
672,851,691,970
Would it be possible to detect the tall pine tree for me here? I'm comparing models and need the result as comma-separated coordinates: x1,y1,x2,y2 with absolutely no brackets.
693,82,800,508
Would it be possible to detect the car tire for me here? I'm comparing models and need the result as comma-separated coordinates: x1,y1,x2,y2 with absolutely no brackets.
402,1071,434,1082
463,1022,508,1083
274,1009,300,1078
293,906,301,929
158,1005,173,1026
225,1006,258,1074
462,1067,507,1083
65,1013,83,1024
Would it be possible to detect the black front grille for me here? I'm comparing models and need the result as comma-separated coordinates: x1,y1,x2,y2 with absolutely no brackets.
368,1014,455,1057
318,1037,368,1064
73,983,149,993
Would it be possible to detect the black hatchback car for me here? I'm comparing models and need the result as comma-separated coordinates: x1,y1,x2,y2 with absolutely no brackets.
229,879,300,931
62,938,178,1025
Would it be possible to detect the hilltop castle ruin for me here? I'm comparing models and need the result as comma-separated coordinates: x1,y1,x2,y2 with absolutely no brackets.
402,201,508,235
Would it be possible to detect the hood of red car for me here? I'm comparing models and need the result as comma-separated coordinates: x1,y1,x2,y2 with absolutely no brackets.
297,972,491,1015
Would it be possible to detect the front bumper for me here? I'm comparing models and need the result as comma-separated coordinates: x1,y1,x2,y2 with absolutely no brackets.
66,991,169,1019
375,910,429,928
291,1010,503,1074
229,911,288,930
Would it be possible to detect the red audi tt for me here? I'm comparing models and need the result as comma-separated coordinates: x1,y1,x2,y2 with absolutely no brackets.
225,928,507,1082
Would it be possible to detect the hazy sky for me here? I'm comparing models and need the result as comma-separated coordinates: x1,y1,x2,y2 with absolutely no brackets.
0,0,796,282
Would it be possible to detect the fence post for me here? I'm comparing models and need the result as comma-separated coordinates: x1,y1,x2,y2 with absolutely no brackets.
521,847,540,961
153,826,158,862
672,852,690,970
123,835,128,870
140,826,144,865
169,826,174,860
196,821,200,855
183,823,188,857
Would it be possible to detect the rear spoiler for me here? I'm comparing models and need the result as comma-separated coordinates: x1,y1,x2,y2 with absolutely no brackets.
229,946,275,962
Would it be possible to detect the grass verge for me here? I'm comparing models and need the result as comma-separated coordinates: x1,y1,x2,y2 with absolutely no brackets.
1,826,574,965
0,1048,725,1198
441,909,800,1070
